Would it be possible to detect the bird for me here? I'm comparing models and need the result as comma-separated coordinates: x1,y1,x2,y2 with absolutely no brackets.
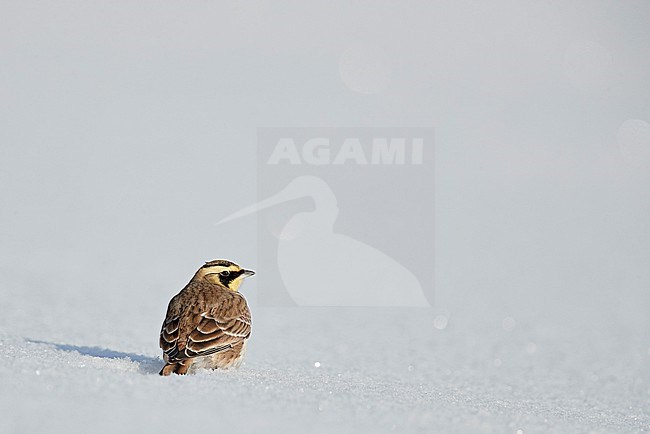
159,259,255,376
217,175,429,307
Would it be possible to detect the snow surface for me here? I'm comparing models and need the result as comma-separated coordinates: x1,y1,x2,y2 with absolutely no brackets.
1,276,648,433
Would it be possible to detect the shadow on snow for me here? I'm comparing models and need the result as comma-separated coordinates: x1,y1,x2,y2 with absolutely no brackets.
26,339,162,375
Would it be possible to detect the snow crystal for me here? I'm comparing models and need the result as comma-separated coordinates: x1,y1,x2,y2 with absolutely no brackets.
433,315,449,330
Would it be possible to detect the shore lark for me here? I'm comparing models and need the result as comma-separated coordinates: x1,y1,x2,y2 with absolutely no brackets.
159,259,254,376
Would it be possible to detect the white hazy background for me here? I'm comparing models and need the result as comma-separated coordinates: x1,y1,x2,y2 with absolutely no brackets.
1,2,649,433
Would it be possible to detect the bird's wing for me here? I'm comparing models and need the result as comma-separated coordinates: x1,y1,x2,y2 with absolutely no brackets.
160,292,251,362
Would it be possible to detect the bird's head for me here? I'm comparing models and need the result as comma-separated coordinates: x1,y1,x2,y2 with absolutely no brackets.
194,259,255,291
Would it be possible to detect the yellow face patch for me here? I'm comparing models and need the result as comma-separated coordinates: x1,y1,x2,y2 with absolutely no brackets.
199,265,244,291
228,277,245,292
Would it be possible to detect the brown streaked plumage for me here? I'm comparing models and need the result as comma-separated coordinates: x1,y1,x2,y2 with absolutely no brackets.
159,259,254,376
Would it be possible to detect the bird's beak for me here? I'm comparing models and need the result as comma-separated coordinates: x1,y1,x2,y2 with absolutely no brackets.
241,269,255,278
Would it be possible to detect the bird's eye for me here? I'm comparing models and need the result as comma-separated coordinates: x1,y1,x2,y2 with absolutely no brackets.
219,270,230,277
